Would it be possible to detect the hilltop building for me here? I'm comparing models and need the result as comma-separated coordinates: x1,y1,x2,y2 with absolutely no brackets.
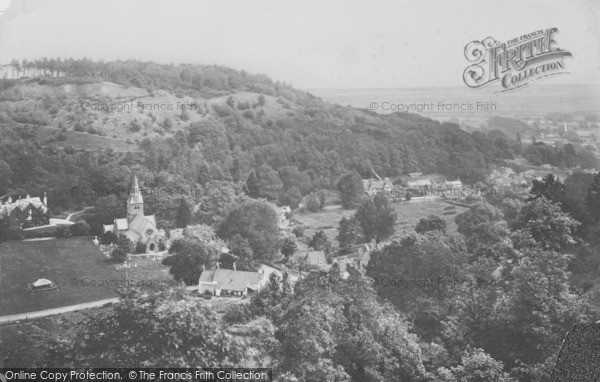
103,175,163,251
0,193,49,229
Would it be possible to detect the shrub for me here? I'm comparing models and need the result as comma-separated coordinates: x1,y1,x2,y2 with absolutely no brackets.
292,226,305,238
180,109,190,121
237,101,251,110
212,104,232,118
70,221,91,236
222,303,253,324
134,240,147,254
242,110,254,119
111,248,127,263
129,119,142,132
100,231,117,245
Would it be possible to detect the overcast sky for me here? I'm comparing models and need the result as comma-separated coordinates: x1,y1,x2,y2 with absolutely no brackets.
0,0,598,89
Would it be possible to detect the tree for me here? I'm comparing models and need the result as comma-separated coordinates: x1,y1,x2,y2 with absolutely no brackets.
275,266,428,381
281,236,297,259
303,192,321,212
100,230,117,245
217,200,281,261
256,165,283,201
336,172,363,209
512,197,579,251
586,172,600,221
175,198,192,228
162,238,219,284
197,163,211,185
309,230,331,254
111,248,127,263
134,240,147,254
245,171,260,198
65,289,243,366
70,220,91,236
337,216,364,255
355,194,397,242
437,348,514,382
415,214,447,234
366,234,471,338
455,202,503,238
279,186,302,209
116,234,134,253
94,195,125,224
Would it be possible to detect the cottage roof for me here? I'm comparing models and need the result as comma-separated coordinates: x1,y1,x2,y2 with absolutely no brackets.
407,179,432,187
199,269,263,292
305,250,327,266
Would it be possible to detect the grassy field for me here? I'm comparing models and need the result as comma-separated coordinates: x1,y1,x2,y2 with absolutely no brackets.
392,200,469,237
294,199,470,249
0,237,125,315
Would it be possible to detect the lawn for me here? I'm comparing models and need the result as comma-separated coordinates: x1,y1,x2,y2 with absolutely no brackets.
294,199,470,249
392,200,469,238
0,237,125,315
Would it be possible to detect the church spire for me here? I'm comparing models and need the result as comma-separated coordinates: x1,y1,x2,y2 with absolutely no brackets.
127,174,144,222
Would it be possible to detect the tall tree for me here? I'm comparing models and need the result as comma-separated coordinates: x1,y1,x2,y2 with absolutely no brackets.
336,172,363,209
355,194,397,242
175,198,192,228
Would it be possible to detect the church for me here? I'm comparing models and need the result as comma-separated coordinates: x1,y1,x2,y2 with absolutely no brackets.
103,175,163,252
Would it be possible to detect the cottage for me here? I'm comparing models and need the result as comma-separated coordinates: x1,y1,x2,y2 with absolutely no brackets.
0,193,49,229
407,179,432,192
362,178,394,196
198,264,265,297
445,180,463,190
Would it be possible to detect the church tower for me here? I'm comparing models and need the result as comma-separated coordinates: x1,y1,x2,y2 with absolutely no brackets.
127,175,144,222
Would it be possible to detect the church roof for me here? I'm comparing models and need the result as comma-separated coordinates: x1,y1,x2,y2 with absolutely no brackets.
114,218,129,231
199,269,263,292
126,214,158,245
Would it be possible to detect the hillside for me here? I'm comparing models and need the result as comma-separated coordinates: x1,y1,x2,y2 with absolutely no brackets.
0,59,521,229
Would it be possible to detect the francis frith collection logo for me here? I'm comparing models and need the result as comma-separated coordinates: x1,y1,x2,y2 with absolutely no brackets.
463,28,572,91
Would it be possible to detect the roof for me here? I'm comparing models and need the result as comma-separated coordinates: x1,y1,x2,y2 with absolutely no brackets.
0,195,48,216
114,218,129,231
407,179,432,187
199,269,263,292
362,178,393,190
550,322,600,381
127,175,144,204
305,251,327,266
33,278,53,287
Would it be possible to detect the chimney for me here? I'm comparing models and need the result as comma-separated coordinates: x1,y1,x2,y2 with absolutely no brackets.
202,264,205,272
233,262,236,272
43,192,48,207
216,261,220,270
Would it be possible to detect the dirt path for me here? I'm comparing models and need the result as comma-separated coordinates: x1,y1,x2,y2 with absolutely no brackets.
0,285,198,324
0,297,118,324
